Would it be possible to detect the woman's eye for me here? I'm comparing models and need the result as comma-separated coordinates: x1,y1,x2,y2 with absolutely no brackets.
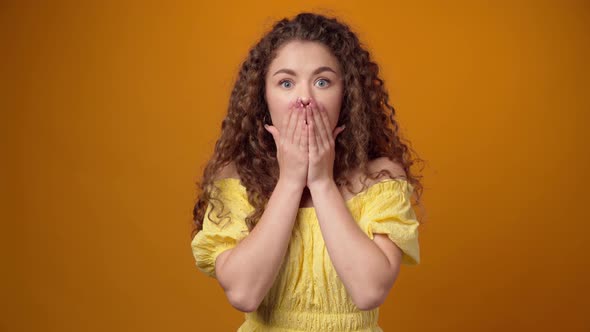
279,79,330,89
315,79,330,88
279,80,293,89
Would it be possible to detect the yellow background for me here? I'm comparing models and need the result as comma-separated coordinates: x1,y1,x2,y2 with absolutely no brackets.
2,0,588,331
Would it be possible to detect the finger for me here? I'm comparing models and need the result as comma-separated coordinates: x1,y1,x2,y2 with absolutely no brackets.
300,119,309,152
310,103,329,150
333,125,345,140
288,107,302,144
308,108,318,154
317,103,333,143
282,107,297,145
302,110,309,151
264,125,279,145
294,107,304,147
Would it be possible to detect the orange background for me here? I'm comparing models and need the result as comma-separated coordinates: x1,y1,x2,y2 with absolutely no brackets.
2,0,589,331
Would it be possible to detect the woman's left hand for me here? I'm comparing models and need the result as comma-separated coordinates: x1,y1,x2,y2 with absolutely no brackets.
305,100,345,190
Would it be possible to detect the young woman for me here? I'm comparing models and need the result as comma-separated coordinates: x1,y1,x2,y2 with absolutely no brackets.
191,12,425,332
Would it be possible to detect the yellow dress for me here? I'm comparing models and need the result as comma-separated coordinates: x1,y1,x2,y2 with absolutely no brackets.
191,177,420,332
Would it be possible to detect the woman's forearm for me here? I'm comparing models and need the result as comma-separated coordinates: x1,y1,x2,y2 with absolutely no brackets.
310,180,398,310
215,178,303,312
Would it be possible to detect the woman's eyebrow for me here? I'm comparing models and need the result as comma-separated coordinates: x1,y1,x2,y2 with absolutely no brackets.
272,66,337,77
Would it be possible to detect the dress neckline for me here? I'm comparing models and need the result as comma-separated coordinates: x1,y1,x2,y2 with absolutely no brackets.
212,177,411,212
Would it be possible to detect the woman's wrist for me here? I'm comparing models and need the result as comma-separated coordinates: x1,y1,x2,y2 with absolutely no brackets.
308,178,337,197
276,177,306,194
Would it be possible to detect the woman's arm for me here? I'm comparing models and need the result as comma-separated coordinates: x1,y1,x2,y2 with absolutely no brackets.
310,177,403,311
215,105,308,312
304,103,406,310
215,178,303,312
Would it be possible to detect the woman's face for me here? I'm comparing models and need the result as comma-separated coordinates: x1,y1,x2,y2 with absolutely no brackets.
265,40,344,132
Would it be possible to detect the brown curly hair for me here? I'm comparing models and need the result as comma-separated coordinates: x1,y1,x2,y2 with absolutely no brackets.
191,12,426,239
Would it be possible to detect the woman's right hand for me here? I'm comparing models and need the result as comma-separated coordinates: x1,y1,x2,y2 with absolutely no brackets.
264,100,308,189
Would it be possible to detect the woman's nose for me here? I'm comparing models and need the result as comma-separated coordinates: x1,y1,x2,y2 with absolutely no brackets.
299,97,311,106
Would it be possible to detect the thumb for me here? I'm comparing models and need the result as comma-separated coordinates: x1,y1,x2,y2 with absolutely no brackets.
333,125,346,139
264,124,279,144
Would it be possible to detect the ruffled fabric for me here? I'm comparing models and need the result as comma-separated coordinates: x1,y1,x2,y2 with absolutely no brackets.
190,179,251,279
190,177,421,331
358,179,421,265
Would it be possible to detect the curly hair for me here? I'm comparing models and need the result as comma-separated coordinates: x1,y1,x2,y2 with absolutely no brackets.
191,12,426,239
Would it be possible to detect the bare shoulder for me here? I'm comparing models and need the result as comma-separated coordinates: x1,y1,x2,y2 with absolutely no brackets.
214,161,240,181
367,156,407,180
342,157,406,197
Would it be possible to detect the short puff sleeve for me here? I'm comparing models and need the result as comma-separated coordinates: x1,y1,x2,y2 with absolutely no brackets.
191,179,251,278
358,179,421,265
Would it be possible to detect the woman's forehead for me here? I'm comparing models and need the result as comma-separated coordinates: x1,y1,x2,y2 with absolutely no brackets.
268,40,341,74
